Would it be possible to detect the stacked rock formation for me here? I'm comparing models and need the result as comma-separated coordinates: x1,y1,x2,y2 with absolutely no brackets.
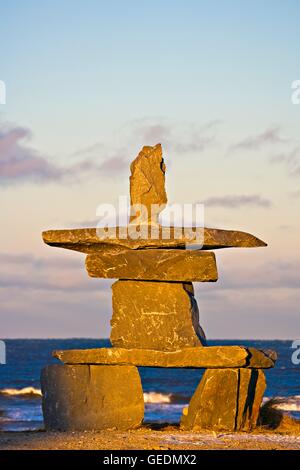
42,143,277,432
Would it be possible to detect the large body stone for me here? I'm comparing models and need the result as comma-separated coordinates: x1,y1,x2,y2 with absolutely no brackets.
53,346,276,369
129,143,167,225
181,368,266,431
41,364,144,431
110,280,206,350
86,249,218,282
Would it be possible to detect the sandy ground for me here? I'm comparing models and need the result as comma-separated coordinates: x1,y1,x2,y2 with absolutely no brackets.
0,425,300,450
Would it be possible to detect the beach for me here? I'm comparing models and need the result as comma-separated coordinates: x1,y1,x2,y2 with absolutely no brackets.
1,338,300,449
1,425,300,450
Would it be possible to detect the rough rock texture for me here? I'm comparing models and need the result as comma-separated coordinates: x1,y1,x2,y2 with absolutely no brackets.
129,144,167,225
41,364,144,431
86,249,218,282
42,226,267,253
181,368,266,432
110,280,206,350
53,346,276,369
236,369,266,431
246,347,277,367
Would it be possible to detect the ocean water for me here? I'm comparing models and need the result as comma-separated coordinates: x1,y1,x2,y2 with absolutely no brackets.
0,339,299,431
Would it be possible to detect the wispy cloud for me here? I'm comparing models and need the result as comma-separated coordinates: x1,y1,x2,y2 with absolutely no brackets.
0,252,111,293
0,123,129,184
97,155,128,176
291,189,300,198
216,258,300,291
0,117,223,185
0,252,113,338
230,126,288,152
128,117,221,154
0,252,81,269
270,148,300,177
202,194,272,209
70,142,129,177
135,123,172,144
0,125,62,183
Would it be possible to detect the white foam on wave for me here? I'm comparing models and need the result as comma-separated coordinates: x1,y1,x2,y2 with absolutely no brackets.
143,392,172,404
276,403,300,412
1,386,299,413
264,395,300,412
1,388,172,403
0,387,42,397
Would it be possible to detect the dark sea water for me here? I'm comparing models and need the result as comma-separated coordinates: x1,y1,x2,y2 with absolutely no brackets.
0,339,299,431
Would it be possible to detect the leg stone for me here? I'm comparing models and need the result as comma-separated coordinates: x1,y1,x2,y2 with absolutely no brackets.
41,364,144,431
110,280,206,350
181,368,266,432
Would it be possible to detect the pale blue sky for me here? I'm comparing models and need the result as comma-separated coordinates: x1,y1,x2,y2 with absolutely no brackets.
1,1,300,338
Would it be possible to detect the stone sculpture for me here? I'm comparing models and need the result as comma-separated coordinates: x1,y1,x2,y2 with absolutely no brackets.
41,143,276,432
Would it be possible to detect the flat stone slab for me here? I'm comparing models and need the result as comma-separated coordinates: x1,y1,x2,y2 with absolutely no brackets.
42,226,267,253
41,364,144,431
53,346,277,369
111,280,206,350
86,249,218,281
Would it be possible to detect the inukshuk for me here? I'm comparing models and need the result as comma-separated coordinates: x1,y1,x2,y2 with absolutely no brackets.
42,144,277,432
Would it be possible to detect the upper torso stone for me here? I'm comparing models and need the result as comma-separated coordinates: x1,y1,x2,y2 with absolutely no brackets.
86,249,218,282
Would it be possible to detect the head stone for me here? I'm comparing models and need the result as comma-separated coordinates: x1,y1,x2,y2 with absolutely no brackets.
129,143,167,225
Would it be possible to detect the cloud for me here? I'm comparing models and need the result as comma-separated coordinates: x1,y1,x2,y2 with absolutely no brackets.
202,194,272,209
0,117,222,185
0,252,81,269
0,123,128,184
0,252,111,293
63,154,128,180
128,118,221,154
70,142,129,177
230,127,288,152
195,255,300,339
67,117,221,181
194,257,300,294
270,148,300,177
218,259,300,290
97,155,128,176
0,125,62,183
136,123,172,144
0,252,113,338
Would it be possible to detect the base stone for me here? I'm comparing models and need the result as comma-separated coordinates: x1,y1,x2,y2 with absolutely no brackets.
110,280,206,350
181,368,266,432
41,364,144,431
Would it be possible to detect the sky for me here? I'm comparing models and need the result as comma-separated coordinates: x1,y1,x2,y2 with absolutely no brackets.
1,0,300,339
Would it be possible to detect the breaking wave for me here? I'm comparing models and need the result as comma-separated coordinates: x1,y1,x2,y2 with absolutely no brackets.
1,387,299,413
144,393,300,410
143,392,172,404
263,396,300,412
143,392,187,404
0,387,42,398
0,388,177,404
272,396,300,412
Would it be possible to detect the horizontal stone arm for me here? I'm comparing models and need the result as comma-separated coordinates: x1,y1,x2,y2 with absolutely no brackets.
42,226,267,253
53,346,276,369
